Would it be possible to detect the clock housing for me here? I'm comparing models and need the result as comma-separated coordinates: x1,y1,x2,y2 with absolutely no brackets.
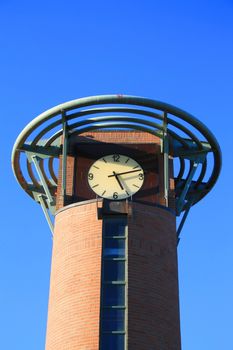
55,130,174,209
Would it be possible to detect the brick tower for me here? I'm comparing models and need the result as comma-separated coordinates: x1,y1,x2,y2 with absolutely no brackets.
12,95,221,350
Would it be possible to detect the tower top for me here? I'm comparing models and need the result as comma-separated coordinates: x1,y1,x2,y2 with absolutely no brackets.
12,95,221,232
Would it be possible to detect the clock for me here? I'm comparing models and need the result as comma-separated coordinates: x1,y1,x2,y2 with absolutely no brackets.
87,154,144,200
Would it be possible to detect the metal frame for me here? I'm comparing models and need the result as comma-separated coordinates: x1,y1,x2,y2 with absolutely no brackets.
12,95,221,237
162,112,169,207
100,216,128,349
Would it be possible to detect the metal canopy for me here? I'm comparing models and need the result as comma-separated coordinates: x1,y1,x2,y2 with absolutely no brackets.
12,95,221,236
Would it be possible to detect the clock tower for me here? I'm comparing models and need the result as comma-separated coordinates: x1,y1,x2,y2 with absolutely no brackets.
12,95,221,350
51,130,178,349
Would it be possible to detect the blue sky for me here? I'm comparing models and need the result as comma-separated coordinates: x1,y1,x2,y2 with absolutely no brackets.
1,1,233,349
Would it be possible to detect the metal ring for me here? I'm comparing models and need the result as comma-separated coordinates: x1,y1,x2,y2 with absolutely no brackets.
12,94,221,213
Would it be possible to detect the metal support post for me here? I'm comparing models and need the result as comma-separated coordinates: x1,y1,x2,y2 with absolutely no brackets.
20,142,60,158
163,112,169,207
176,161,199,215
62,110,68,200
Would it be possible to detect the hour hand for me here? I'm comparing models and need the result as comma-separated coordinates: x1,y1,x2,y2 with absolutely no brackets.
113,171,124,190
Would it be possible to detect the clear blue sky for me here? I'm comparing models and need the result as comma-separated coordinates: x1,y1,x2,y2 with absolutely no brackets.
1,1,232,349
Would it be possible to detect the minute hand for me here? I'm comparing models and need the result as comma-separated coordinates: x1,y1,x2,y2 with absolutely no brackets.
108,169,142,177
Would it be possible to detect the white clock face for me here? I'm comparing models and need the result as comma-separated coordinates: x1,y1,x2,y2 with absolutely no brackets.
87,154,144,200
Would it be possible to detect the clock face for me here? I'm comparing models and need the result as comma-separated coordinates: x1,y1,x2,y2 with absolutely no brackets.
87,154,144,200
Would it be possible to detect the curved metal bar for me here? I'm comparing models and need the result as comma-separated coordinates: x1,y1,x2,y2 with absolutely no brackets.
176,158,185,183
43,136,61,187
68,115,189,149
195,158,207,189
39,114,205,197
12,94,221,214
25,104,205,199
48,158,58,185
187,160,195,179
12,94,221,155
66,121,210,207
39,158,52,188
30,105,204,155
28,114,189,157
31,114,193,191
71,121,162,137
24,118,166,191
22,110,201,193
69,107,204,149
26,159,40,188
30,118,62,145
40,134,62,187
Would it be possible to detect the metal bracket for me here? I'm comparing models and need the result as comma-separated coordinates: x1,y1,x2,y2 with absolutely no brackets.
25,152,56,216
176,161,199,215
176,200,193,245
176,162,198,215
173,139,211,159
176,153,206,215
30,155,54,204
19,141,61,158
37,194,54,235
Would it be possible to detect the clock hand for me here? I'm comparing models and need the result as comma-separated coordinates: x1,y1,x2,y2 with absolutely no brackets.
108,169,142,177
113,171,124,190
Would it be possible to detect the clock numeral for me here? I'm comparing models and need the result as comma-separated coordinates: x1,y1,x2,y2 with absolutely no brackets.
92,184,99,188
113,192,118,199
88,173,94,180
113,154,120,162
138,173,144,180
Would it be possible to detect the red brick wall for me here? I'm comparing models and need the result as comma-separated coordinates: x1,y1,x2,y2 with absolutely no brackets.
45,201,102,350
70,130,162,144
128,203,181,349
46,200,181,350
47,131,180,349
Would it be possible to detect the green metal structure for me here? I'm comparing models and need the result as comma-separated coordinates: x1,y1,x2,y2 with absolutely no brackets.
12,95,221,240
